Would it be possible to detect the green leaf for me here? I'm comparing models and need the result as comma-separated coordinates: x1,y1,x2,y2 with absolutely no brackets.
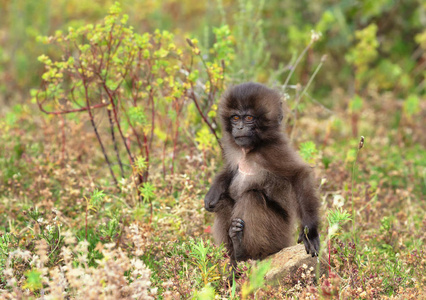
349,95,363,113
128,106,147,125
139,182,156,202
242,260,271,297
106,79,119,91
195,127,216,151
299,141,318,164
134,156,148,173
403,94,420,117
345,148,357,163
196,285,215,300
327,208,351,227
89,189,105,211
23,269,43,291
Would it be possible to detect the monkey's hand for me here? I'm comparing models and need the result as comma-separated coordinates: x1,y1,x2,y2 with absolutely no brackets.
204,185,223,212
205,170,234,212
229,218,245,243
298,225,320,257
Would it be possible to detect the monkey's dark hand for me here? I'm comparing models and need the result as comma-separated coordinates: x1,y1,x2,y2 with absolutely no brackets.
298,225,320,257
204,185,224,212
229,218,245,243
205,170,233,212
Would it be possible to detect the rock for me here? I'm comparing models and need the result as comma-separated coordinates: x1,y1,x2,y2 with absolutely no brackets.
264,244,326,284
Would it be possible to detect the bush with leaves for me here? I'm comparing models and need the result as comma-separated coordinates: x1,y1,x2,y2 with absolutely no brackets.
34,2,230,190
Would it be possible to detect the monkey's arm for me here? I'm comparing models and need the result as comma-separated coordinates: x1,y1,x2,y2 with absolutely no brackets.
204,167,234,212
292,167,320,256
258,148,321,256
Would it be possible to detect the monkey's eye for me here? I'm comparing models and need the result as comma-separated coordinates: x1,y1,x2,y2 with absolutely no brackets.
231,115,240,122
245,115,254,122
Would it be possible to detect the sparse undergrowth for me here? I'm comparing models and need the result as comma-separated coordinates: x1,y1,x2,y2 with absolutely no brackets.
1,86,425,299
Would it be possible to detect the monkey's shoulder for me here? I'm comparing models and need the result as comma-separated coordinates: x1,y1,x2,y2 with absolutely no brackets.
252,150,312,179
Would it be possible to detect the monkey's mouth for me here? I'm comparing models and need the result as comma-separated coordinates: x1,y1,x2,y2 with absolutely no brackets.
234,135,252,139
235,136,250,139
234,136,252,143
234,136,254,147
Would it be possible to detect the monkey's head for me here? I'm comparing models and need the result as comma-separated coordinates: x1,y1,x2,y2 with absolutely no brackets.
219,82,284,149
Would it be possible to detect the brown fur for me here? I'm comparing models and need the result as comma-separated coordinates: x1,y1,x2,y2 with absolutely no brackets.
205,82,320,265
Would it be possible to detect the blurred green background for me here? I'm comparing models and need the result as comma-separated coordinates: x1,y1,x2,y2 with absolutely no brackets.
1,0,425,106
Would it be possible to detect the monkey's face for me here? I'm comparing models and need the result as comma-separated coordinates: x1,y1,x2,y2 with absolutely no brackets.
220,82,284,149
230,113,259,148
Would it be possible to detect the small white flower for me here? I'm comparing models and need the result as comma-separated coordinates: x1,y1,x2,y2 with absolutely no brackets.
332,194,345,208
4,268,14,278
310,30,322,42
283,93,290,101
328,223,339,236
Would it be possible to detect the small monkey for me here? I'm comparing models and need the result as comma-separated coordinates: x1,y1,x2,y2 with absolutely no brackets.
205,82,320,266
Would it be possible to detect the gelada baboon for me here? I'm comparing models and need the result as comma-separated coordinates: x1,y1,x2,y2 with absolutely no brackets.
204,82,320,266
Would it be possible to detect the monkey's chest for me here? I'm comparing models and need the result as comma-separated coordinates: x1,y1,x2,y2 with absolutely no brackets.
229,162,267,199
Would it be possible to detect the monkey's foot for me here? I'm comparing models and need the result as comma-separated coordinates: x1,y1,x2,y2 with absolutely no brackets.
229,218,245,243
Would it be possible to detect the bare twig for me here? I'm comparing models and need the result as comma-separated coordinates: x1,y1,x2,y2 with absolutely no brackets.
36,88,109,115
351,136,365,231
283,41,313,92
84,83,118,186
77,56,118,186
290,56,325,141
107,109,124,178
59,114,66,163
189,84,221,144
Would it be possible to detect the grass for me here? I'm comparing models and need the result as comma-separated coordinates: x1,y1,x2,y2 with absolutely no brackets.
0,91,425,299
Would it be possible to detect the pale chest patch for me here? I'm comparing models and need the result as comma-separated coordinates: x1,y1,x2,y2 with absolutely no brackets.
238,155,256,175
230,148,265,198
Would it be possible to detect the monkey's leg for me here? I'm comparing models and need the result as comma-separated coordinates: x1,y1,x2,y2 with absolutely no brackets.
212,197,235,257
231,190,294,260
212,198,242,282
229,218,248,262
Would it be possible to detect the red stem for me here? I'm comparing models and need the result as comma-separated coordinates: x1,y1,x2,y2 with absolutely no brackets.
189,85,220,143
37,95,109,115
59,114,66,163
328,236,331,274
